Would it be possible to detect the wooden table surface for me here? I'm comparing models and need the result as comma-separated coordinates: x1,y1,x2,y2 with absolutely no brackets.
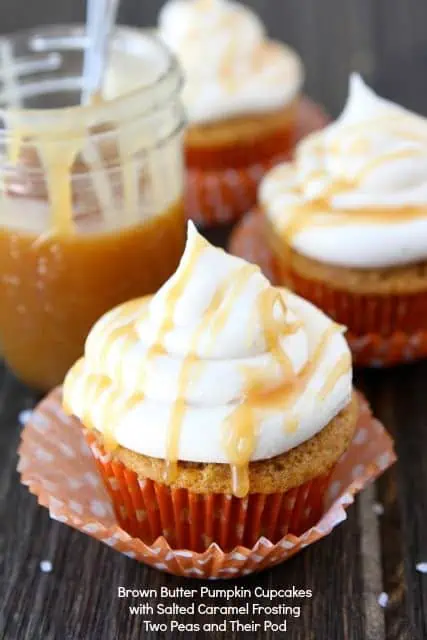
1,1,427,639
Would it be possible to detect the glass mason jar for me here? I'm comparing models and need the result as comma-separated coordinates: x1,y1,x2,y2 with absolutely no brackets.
0,26,186,391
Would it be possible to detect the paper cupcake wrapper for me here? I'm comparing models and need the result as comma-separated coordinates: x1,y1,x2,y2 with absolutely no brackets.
186,97,328,227
85,428,332,552
185,111,296,171
18,388,395,579
229,211,427,367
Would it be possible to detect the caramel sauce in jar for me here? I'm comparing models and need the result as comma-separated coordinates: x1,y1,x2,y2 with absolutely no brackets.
0,26,186,390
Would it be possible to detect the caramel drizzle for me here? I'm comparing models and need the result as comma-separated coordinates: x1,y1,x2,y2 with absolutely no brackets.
218,33,240,92
72,369,144,453
259,288,298,379
273,119,427,244
285,415,299,434
207,263,257,348
318,352,351,401
356,147,424,183
327,113,427,148
148,234,207,482
90,299,144,372
246,323,343,420
221,290,301,497
80,373,111,432
167,262,257,486
165,286,224,483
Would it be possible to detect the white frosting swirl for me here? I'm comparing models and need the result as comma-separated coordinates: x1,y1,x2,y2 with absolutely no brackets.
261,74,427,268
158,0,303,123
64,223,352,468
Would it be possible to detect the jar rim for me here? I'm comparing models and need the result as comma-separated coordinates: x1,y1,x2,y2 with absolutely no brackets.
0,24,183,130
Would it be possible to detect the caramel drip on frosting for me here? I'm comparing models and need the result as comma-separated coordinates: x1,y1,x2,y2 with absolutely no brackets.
148,237,206,359
222,397,255,498
285,415,299,434
246,323,342,426
151,233,207,482
165,286,223,484
97,322,136,371
207,263,257,348
270,119,427,244
222,289,301,497
80,373,112,432
355,147,422,183
299,324,344,388
259,288,296,381
327,114,427,148
278,195,427,247
318,352,351,401
166,262,256,486
219,35,240,92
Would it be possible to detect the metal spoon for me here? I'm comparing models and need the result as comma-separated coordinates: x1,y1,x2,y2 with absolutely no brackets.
81,0,120,104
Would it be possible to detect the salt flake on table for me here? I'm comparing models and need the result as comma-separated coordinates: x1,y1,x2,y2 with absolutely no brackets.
378,592,389,608
372,502,384,516
39,560,53,573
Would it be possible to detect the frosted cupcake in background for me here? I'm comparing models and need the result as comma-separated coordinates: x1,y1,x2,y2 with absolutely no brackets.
159,0,304,226
260,74,427,365
63,222,359,552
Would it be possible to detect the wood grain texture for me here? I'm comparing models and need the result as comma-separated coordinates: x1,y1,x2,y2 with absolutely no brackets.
1,1,427,639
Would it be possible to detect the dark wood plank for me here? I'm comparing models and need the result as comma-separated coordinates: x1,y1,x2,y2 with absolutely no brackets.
357,363,427,640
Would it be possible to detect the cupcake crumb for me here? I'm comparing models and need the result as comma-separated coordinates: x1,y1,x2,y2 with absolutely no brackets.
39,560,53,573
18,409,33,426
372,502,384,516
416,562,427,574
378,592,389,608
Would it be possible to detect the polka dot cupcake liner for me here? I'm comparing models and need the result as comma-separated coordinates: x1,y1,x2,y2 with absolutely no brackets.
185,97,329,228
229,211,427,367
85,429,333,552
18,388,395,579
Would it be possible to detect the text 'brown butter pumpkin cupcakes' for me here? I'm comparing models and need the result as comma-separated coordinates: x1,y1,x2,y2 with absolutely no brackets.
158,0,304,226
260,74,427,366
63,222,358,552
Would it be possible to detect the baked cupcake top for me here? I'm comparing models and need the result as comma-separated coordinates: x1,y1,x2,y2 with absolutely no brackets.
261,74,427,269
63,223,352,496
158,0,303,123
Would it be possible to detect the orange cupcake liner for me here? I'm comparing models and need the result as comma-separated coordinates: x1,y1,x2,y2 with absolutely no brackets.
186,97,328,227
229,211,427,367
185,117,296,171
284,272,427,366
85,428,332,552
18,388,395,578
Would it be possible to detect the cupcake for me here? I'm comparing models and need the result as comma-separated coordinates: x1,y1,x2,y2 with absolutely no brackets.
158,0,304,227
260,74,427,365
63,222,357,552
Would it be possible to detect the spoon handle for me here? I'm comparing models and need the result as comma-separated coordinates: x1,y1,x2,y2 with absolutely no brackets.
82,0,120,104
